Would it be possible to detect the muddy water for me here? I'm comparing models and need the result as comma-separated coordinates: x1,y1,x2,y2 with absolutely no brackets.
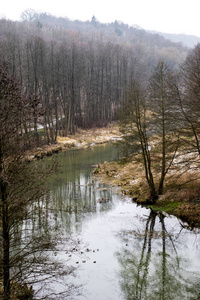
42,143,200,299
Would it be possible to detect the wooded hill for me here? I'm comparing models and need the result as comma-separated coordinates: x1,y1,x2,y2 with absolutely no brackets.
151,31,200,48
0,11,189,146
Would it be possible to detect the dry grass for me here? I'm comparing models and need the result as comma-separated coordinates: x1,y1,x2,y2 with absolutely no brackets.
175,203,200,228
93,153,200,227
25,123,121,161
93,159,150,200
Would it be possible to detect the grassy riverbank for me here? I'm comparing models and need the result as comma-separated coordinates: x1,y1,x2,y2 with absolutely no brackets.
93,158,200,228
25,123,120,161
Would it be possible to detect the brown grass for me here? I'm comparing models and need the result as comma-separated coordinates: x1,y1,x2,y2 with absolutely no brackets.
93,154,200,227
25,123,121,161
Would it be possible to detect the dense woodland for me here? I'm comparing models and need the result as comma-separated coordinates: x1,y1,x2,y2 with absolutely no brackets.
0,11,188,146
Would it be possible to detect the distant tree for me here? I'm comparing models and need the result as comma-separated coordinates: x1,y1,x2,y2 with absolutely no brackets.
91,15,97,25
20,9,39,22
178,44,200,156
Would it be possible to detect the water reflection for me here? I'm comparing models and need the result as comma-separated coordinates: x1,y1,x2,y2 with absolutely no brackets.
38,144,200,299
117,209,200,300
48,144,120,233
49,180,116,234
11,143,200,299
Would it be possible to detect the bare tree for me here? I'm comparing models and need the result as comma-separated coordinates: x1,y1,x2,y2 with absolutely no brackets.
120,79,158,201
148,61,180,195
178,44,200,156
0,62,76,299
120,62,180,202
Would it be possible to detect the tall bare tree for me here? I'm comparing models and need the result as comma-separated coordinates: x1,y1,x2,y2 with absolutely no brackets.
0,62,60,299
148,61,180,195
120,62,180,202
178,44,200,156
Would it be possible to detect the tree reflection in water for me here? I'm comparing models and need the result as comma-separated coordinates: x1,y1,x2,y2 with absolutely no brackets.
117,209,200,300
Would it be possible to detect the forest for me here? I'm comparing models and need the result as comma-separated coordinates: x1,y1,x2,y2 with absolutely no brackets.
0,11,188,146
1,10,200,299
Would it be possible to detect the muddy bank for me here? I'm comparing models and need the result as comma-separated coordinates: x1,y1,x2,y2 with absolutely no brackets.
93,160,200,228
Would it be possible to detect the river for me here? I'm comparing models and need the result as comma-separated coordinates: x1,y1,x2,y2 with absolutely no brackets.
32,143,200,299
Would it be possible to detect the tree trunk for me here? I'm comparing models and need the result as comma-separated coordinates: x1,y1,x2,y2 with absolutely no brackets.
0,144,10,300
2,184,10,300
158,109,166,195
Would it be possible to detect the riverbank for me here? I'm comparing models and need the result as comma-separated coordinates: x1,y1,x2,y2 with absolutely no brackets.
25,123,121,161
93,159,200,228
26,122,200,228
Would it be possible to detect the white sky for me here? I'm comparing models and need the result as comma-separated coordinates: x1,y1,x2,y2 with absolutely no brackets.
1,0,200,37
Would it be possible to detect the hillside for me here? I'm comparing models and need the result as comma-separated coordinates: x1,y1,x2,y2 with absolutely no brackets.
149,30,200,48
23,11,189,57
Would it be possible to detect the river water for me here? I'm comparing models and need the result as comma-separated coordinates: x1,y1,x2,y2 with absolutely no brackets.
35,143,200,299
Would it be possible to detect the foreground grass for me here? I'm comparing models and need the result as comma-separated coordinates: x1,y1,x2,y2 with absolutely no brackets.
0,282,33,300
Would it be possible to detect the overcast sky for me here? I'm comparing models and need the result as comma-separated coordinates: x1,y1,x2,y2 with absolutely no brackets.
1,0,200,37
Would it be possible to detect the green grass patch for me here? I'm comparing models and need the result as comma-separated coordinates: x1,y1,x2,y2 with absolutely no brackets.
147,201,182,214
